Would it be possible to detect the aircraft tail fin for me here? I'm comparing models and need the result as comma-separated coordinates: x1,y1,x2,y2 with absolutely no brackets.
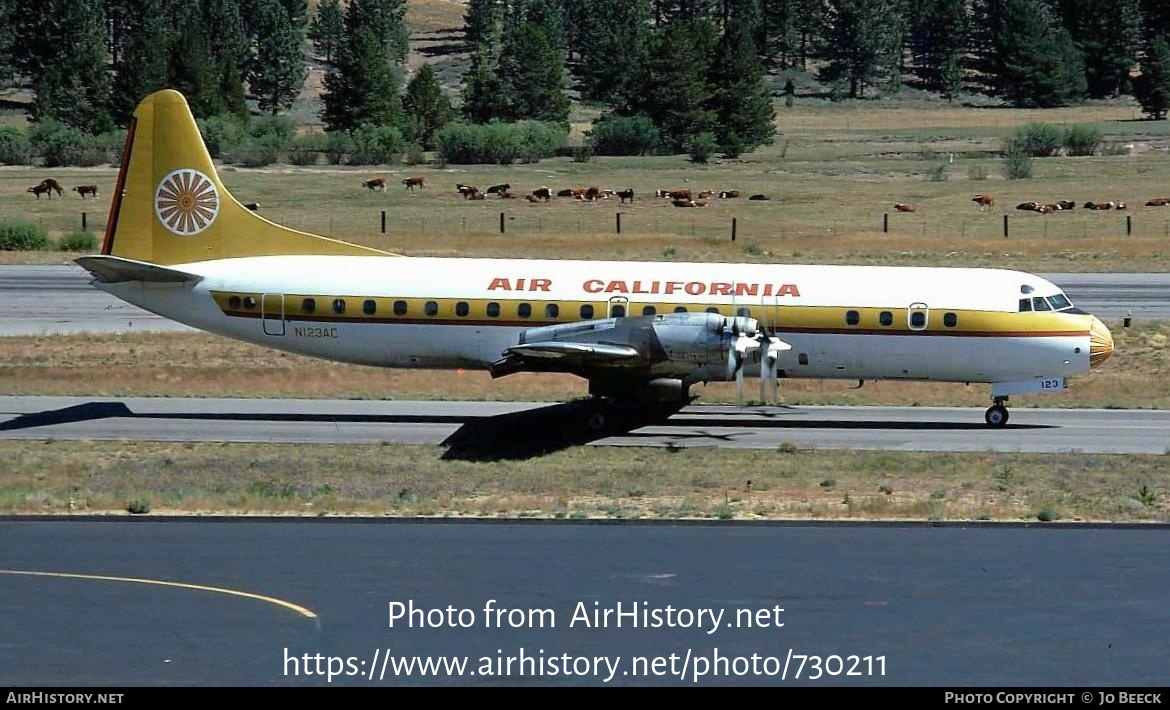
99,89,393,266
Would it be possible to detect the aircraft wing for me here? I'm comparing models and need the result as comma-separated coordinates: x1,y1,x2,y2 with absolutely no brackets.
505,342,640,360
75,255,202,284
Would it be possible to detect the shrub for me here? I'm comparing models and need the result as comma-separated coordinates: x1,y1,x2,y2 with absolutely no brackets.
248,115,297,150
126,498,151,515
967,164,988,180
925,162,949,181
587,114,660,156
28,121,104,166
348,124,404,165
226,138,279,167
0,125,31,165
436,121,564,165
1009,122,1064,157
1064,124,1101,156
514,120,566,163
1036,508,1059,522
1001,145,1033,179
288,134,325,165
482,122,520,164
94,129,128,164
686,131,717,164
401,142,425,166
323,131,354,165
197,115,248,159
58,231,98,252
0,219,51,250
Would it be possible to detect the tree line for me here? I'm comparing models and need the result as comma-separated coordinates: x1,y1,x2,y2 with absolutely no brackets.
3,0,1170,167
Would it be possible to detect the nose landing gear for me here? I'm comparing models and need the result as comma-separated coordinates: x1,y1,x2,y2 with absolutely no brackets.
985,396,1009,427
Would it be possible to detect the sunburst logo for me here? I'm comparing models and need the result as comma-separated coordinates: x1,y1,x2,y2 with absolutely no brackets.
155,169,219,236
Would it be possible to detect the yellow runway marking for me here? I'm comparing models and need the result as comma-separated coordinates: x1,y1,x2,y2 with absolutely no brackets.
0,569,317,619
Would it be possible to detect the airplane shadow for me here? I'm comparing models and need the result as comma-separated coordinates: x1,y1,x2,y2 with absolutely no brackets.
0,401,1051,461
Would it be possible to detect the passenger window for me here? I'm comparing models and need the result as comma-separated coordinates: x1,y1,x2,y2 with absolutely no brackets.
879,311,893,326
845,310,860,326
363,299,376,315
228,295,241,309
580,304,594,319
736,307,750,317
611,305,626,317
798,353,809,365
944,312,957,328
545,304,559,319
393,300,407,316
425,301,438,316
302,298,315,313
706,307,720,314
1032,297,1051,312
486,302,500,318
456,302,469,317
910,311,926,328
1019,298,1032,312
518,303,532,318
642,306,656,316
674,306,688,313
332,298,345,314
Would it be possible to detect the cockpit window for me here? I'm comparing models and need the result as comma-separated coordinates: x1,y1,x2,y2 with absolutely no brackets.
1019,298,1032,312
1032,296,1052,312
1048,293,1072,310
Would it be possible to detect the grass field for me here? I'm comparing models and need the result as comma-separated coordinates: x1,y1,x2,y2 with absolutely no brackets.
0,319,1164,408
2,441,1167,522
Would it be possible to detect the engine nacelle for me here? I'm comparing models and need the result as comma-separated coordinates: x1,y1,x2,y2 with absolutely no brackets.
651,312,757,372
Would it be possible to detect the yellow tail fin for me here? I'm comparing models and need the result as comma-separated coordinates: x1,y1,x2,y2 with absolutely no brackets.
101,89,393,265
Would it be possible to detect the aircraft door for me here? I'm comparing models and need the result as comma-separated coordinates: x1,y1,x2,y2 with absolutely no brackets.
608,296,629,318
262,293,285,336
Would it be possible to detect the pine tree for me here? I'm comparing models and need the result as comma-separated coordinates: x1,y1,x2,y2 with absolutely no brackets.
709,16,776,154
167,3,220,117
110,0,171,122
204,0,249,120
0,0,14,89
818,0,903,98
1141,0,1170,47
1134,34,1170,119
321,24,403,131
464,0,503,49
990,0,1084,107
574,0,651,104
908,0,969,93
495,1,569,124
460,47,505,123
348,0,410,65
403,64,453,148
627,19,718,151
249,0,309,114
310,0,346,63
1050,0,1139,98
11,0,111,131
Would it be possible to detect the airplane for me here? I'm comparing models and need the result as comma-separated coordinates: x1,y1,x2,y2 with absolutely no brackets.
76,90,1114,431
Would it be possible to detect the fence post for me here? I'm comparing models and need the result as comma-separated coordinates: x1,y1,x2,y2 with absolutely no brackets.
883,213,888,233
380,210,386,234
500,212,506,234
731,217,737,242
81,212,87,231
1003,214,1009,238
1127,215,1132,236
616,212,621,234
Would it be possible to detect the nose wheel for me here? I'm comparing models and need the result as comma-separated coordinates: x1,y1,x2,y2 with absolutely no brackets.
984,397,1009,427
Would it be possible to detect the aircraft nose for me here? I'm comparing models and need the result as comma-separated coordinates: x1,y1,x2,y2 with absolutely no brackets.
1089,317,1113,368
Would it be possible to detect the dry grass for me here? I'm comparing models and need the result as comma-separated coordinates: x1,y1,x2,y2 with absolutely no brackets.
2,440,1167,522
0,319,1163,408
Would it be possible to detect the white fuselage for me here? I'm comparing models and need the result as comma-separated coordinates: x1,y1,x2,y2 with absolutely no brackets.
96,255,1100,386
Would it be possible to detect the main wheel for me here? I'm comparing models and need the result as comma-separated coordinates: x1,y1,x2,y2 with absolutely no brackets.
984,405,1009,427
585,411,608,432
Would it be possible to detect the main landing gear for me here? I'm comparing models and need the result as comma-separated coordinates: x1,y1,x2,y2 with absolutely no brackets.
984,396,1010,427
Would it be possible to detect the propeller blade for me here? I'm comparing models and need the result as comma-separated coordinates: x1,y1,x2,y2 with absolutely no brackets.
736,361,745,404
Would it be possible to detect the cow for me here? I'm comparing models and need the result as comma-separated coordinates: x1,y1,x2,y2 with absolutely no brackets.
556,188,576,198
1084,201,1115,210
583,186,606,201
1055,200,1076,210
402,176,426,191
486,183,510,195
894,203,915,213
531,186,552,201
667,189,691,200
526,194,542,203
617,188,634,204
672,199,695,208
718,190,740,199
1016,202,1040,211
27,178,64,199
1145,197,1170,206
497,191,518,199
748,194,770,201
697,190,714,199
456,184,480,199
467,191,486,201
1117,202,1128,210
362,178,386,192
243,202,260,211
972,194,994,211
72,185,98,199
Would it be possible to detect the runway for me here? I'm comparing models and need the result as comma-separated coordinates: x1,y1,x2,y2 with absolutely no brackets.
0,265,1165,335
2,519,1167,686
2,396,1167,454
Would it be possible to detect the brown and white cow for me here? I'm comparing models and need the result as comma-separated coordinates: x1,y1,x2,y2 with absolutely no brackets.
72,184,99,199
362,178,386,192
402,176,426,191
972,194,994,211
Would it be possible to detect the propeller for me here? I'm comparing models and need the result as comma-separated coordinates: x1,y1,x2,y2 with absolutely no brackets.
756,330,791,403
723,316,761,404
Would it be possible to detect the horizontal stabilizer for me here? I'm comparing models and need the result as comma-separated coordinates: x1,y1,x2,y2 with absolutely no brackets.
74,255,202,284
506,342,639,360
